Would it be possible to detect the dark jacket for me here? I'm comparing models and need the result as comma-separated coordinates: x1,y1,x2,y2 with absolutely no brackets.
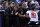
38,11,40,20
5,7,15,16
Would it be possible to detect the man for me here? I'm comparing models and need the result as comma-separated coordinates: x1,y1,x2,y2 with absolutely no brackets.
17,4,26,27
26,4,39,25
3,1,8,10
31,0,39,10
5,1,15,27
17,4,29,27
38,11,40,25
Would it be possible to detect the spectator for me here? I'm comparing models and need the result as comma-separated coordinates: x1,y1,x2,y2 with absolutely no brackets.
22,1,28,9
31,0,39,10
15,2,19,8
27,0,31,7
5,1,15,27
2,1,9,27
17,4,26,27
3,1,8,10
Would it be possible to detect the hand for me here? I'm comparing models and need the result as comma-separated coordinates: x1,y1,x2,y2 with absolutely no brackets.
15,12,18,15
24,14,25,16
11,11,13,15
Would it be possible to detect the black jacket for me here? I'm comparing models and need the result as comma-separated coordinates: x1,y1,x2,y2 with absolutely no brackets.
38,11,40,20
5,7,15,16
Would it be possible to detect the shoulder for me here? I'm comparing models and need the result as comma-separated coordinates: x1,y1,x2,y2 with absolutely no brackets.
26,10,31,13
5,7,9,11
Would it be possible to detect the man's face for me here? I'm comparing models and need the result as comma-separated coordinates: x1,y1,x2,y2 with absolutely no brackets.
10,3,15,7
5,2,8,7
21,4,26,8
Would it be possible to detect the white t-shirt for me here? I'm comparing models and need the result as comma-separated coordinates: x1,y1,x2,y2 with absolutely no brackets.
26,10,39,22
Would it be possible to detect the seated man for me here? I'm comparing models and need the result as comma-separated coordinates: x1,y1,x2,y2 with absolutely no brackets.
26,5,39,25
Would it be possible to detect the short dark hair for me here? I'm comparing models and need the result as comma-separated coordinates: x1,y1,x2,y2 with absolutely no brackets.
31,4,35,10
8,1,14,5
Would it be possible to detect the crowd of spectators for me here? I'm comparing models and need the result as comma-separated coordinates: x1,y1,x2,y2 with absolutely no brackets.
0,0,40,10
0,0,40,11
0,0,40,27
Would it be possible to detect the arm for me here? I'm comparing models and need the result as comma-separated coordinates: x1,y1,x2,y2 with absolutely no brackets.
18,13,29,18
17,9,29,18
18,14,25,18
25,13,29,18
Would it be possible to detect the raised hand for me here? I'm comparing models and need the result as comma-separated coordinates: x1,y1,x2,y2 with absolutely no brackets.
15,12,18,15
11,11,13,15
